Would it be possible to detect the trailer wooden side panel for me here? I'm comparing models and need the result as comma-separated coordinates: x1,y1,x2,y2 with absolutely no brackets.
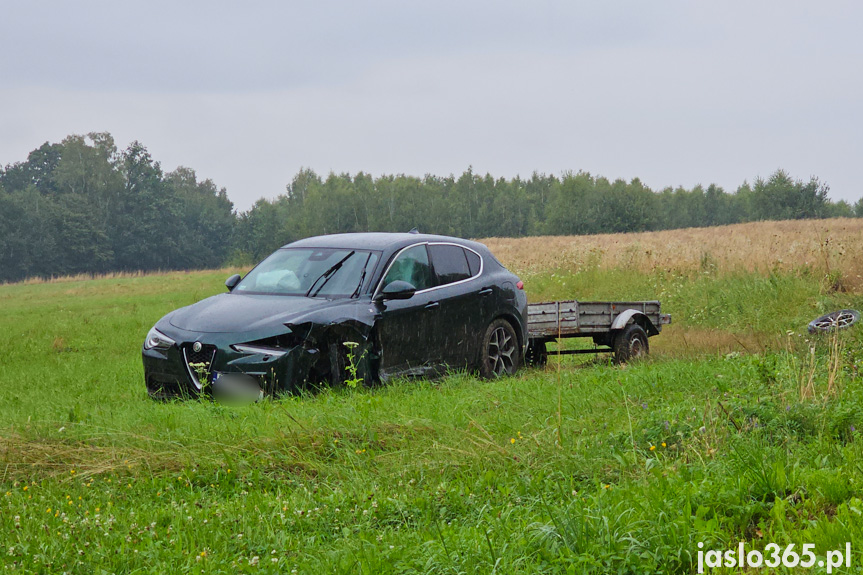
527,300,667,339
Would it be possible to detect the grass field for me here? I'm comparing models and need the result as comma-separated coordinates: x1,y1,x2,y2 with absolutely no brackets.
2,220,863,573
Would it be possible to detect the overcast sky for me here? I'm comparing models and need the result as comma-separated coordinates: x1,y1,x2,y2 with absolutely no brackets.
1,1,860,211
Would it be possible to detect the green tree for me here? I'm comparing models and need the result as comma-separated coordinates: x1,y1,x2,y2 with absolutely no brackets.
750,170,829,220
165,167,235,269
111,142,180,270
0,141,63,194
545,171,595,235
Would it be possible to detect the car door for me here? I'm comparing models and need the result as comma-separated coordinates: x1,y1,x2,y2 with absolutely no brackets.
427,243,488,369
375,244,444,378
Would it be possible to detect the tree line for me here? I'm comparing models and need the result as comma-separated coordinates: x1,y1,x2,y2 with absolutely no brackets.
0,133,233,282
2,132,861,283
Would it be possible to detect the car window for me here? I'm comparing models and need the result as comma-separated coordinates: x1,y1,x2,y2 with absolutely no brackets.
428,244,472,286
382,245,433,291
465,249,481,277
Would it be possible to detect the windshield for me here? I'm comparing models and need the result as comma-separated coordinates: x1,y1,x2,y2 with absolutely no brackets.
234,248,380,297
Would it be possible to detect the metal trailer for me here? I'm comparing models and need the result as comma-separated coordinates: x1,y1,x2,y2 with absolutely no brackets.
525,300,672,365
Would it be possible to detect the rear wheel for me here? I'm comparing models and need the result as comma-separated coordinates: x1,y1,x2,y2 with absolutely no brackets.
612,324,649,363
480,319,521,378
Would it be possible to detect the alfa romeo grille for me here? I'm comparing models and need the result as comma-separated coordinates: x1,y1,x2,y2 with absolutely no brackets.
183,344,217,391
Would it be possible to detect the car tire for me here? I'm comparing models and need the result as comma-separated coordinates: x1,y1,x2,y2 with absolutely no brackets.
524,339,548,367
807,309,860,334
479,319,521,378
328,341,350,386
612,323,649,363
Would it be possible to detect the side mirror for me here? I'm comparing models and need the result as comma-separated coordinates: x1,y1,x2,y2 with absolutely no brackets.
225,274,242,291
375,280,416,302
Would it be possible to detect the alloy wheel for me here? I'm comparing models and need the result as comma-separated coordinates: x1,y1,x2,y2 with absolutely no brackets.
488,325,516,376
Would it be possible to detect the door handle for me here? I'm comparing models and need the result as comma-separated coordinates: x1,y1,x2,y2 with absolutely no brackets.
478,287,493,296
425,301,440,310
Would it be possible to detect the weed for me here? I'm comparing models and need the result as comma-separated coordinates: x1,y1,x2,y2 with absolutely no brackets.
343,341,366,389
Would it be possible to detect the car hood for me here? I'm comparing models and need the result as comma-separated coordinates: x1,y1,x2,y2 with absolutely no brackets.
168,293,359,334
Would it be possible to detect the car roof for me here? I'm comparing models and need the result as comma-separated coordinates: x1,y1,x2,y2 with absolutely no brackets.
283,232,488,253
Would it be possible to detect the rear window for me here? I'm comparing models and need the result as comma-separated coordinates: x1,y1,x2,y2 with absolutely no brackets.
429,244,472,286
465,249,481,276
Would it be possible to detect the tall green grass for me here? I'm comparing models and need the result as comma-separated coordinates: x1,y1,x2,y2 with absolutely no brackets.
1,268,862,573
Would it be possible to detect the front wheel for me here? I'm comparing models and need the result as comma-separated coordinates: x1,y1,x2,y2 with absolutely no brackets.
524,339,548,367
612,324,649,363
480,319,521,378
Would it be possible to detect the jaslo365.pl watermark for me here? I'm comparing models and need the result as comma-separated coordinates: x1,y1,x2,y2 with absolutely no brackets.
697,542,851,573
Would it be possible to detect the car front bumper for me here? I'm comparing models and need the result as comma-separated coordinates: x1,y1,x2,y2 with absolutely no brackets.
142,328,319,399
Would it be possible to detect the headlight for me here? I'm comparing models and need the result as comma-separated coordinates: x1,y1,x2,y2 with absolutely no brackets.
144,327,176,351
231,343,287,358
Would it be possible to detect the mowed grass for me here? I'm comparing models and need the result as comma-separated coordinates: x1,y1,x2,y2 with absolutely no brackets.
3,225,863,573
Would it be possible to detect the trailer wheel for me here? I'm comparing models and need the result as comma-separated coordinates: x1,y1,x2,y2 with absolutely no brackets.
480,319,521,378
612,324,649,363
525,340,548,367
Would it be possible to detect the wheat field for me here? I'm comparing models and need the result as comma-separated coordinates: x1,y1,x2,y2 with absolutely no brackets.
482,218,863,292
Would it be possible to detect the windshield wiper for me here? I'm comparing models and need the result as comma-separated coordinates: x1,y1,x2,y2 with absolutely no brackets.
351,253,373,299
305,251,356,298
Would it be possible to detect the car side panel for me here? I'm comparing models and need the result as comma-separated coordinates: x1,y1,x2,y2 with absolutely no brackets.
376,289,445,378
433,281,486,369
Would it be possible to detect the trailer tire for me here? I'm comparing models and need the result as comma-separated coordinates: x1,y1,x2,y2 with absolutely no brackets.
525,340,548,367
480,319,521,378
613,324,649,363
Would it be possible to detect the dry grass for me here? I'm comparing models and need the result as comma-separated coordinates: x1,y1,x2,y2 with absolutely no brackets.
2,266,251,287
0,434,181,480
482,218,863,292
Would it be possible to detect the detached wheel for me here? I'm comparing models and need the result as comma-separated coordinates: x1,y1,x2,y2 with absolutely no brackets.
612,323,649,363
808,309,860,334
480,319,521,378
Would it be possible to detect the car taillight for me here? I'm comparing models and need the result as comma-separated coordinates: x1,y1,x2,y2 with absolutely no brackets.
516,281,524,290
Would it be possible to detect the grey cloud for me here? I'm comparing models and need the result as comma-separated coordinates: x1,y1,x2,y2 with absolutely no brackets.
1,1,861,210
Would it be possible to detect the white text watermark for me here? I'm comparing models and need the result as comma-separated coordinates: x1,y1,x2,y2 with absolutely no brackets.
697,542,851,573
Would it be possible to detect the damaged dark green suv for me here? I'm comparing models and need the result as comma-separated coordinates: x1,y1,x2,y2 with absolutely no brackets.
142,232,528,399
